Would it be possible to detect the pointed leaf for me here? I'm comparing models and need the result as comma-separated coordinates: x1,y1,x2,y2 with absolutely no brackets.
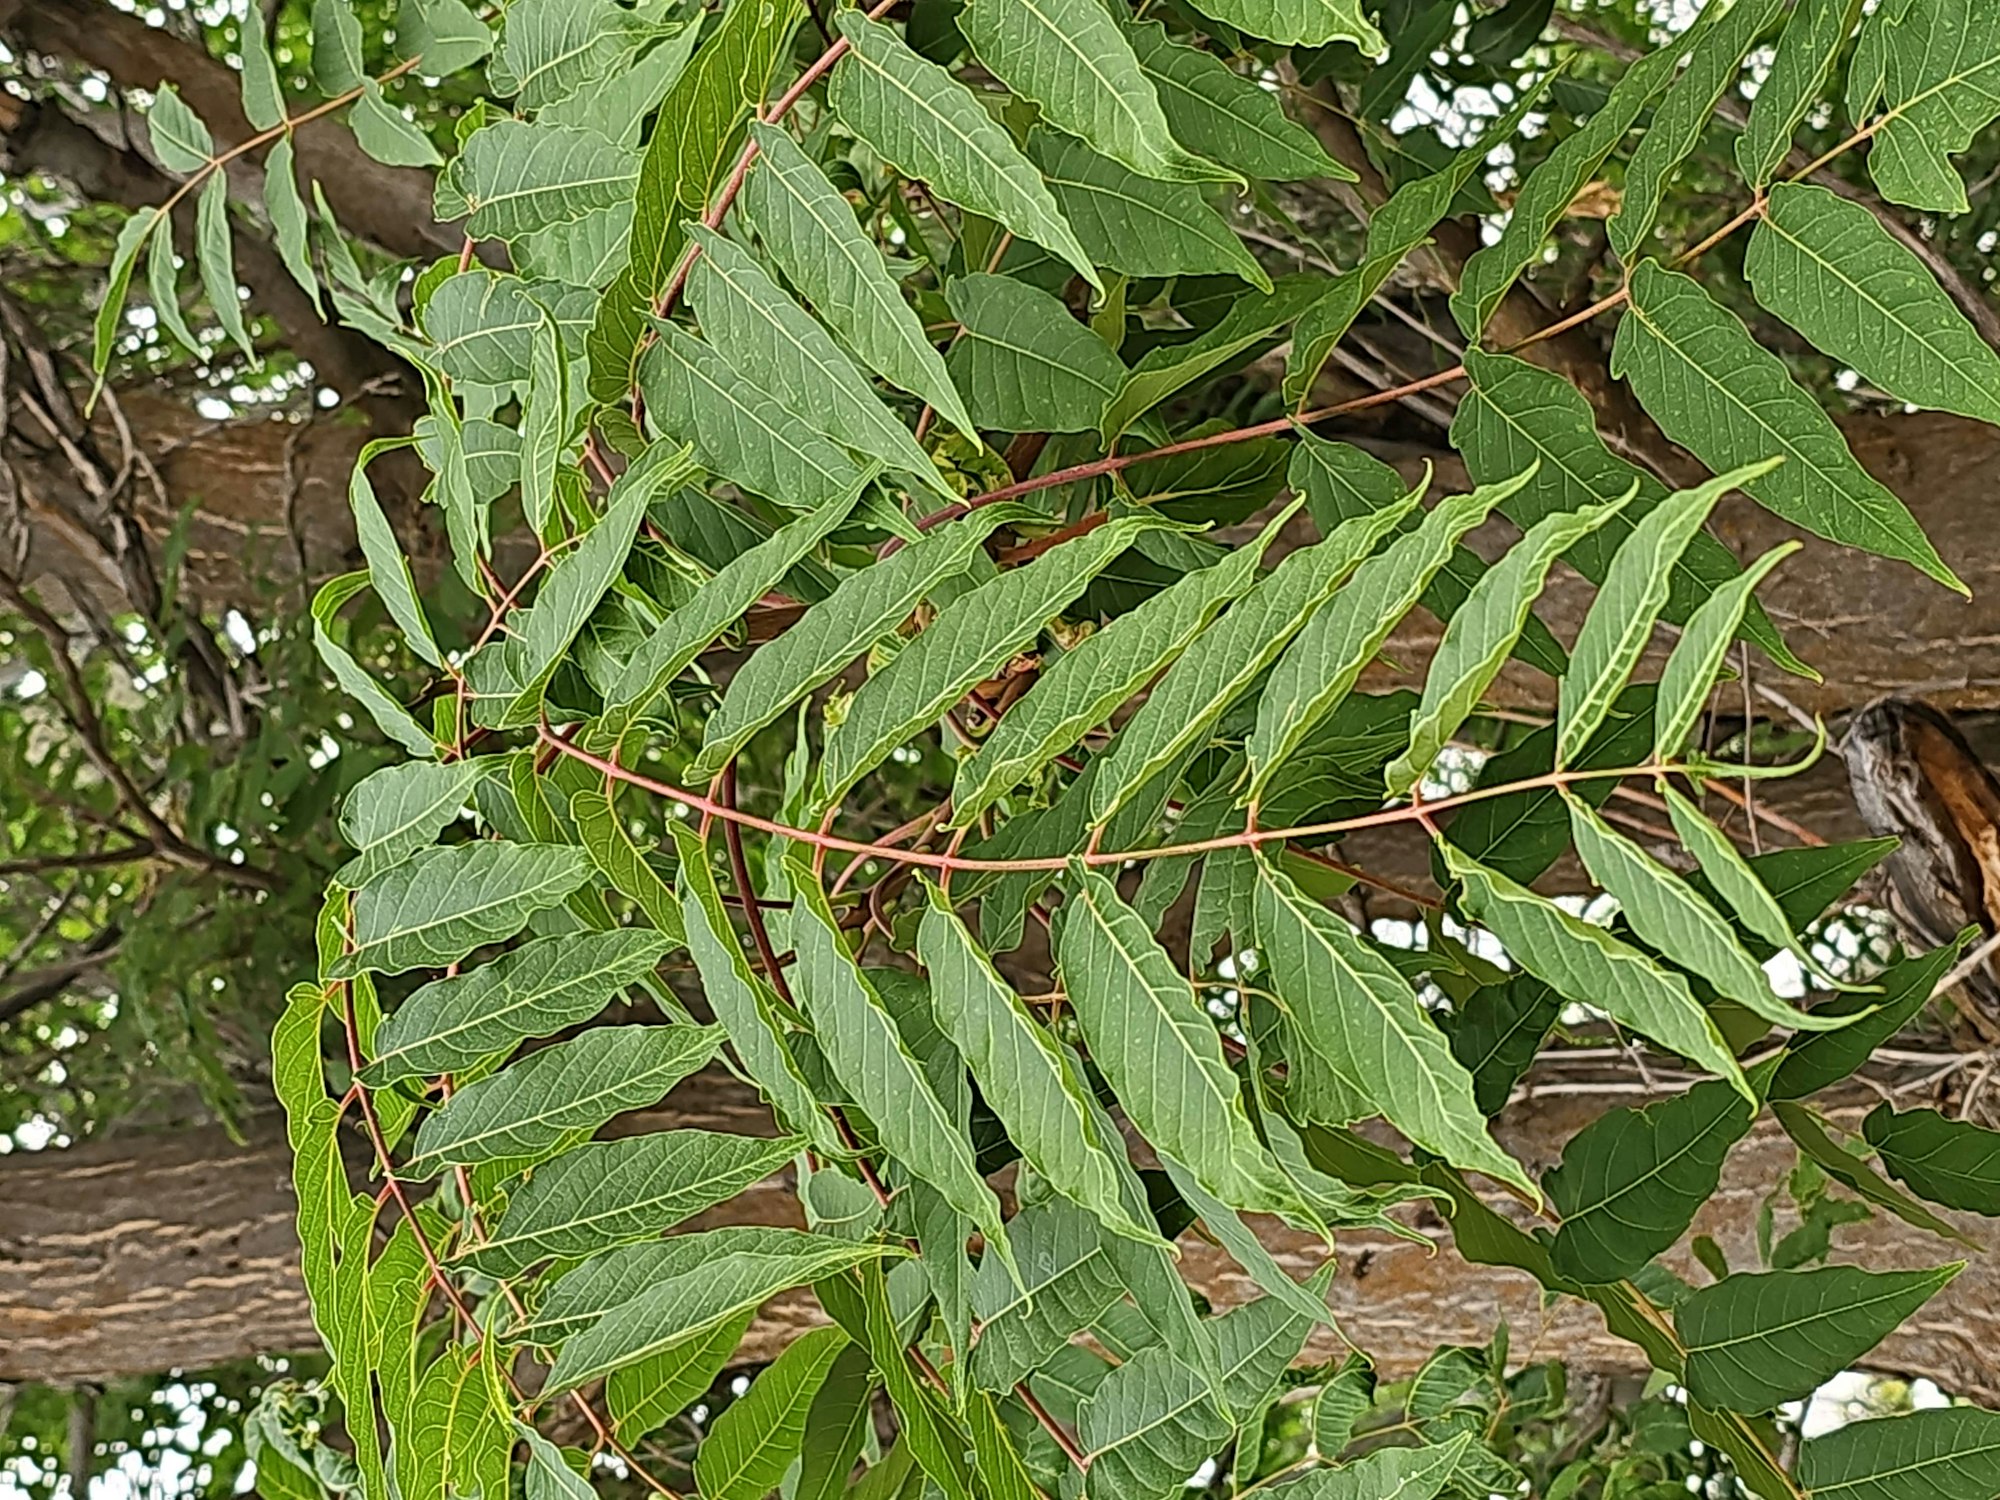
1160,1153,1337,1325
793,1341,876,1500
491,0,647,109
1798,1407,2000,1500
353,80,443,167
1386,479,1626,793
1180,0,1383,50
1654,544,1803,760
829,12,1097,289
741,123,974,436
403,0,493,75
364,930,671,1085
1125,19,1348,183
331,843,588,977
239,35,287,131
1613,261,1961,592
1739,0,1863,187
265,139,321,311
968,1199,1125,1391
1448,977,1562,1117
349,439,441,667
1446,845,1752,1098
1776,1101,1977,1248
1849,0,2000,214
442,120,638,242
1273,1439,1469,1500
93,211,157,375
570,785,687,944
1060,864,1306,1218
1677,1264,1962,1412
197,173,256,361
148,85,215,175
338,758,495,888
1771,938,1967,1102
405,1025,720,1176
1865,1104,2000,1215
470,1129,805,1277
945,272,1124,434
695,1327,849,1500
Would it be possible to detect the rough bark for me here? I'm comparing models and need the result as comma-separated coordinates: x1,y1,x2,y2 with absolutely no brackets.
3,1070,1993,1402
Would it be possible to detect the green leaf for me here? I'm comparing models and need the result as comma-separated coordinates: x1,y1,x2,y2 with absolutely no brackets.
1865,1104,2000,1215
148,85,214,174
1849,0,2000,213
786,854,1016,1282
264,139,321,312
491,0,647,110
1028,129,1269,290
442,120,638,242
1611,0,1784,262
1613,260,1962,593
1798,1407,2000,1500
1094,493,1418,825
1775,1101,1976,1248
331,843,587,978
1251,856,1538,1199
961,0,1229,183
1561,466,1773,763
1180,0,1383,50
1102,274,1329,441
1748,183,2000,425
1772,938,1966,1101
944,272,1124,433
794,1341,877,1500
1159,1153,1338,1325
967,1198,1126,1391
824,515,1165,800
690,505,1028,778
364,929,671,1085
310,0,366,93
197,173,256,362
403,0,493,76
1677,1264,1962,1412
1452,349,1806,676
1546,1080,1753,1283
670,822,845,1158
950,511,1273,825
545,1238,898,1391
1653,545,1803,761
687,226,950,498
518,1426,594,1500
612,481,861,718
830,12,1097,289
471,1129,805,1278
1566,793,1853,1036
403,1349,507,1500
1272,1438,1469,1500
917,884,1157,1244
352,80,443,167
1739,0,1865,187
518,316,565,533
348,440,441,668
338,758,494,888
1451,37,1684,337
1245,471,1510,805
421,269,545,385
1060,863,1306,1218
238,34,287,131
1386,478,1626,793
695,1327,848,1500
1446,846,1752,1098
93,211,157,375
570,785,687,944
639,320,868,512
610,1308,758,1441
1310,1354,1375,1460
404,1024,719,1175
1124,19,1349,183
1448,977,1562,1117
741,123,975,437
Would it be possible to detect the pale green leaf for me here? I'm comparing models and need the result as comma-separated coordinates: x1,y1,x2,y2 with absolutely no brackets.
403,1349,507,1500
540,24,703,147
1124,19,1348,183
518,1426,594,1500
787,854,1016,1280
238,34,286,131
93,211,157,375
1678,1264,1961,1411
1028,128,1269,290
1849,0,2000,214
197,173,256,362
348,439,440,667
967,1199,1126,1391
1445,845,1752,1098
402,0,493,76
1865,1104,2000,1215
961,0,1229,183
570,784,687,944
690,505,1029,779
1311,1356,1376,1460
1093,493,1418,825
364,929,671,1085
1653,544,1802,761
1180,0,1383,50
1245,473,1510,804
265,139,322,312
945,272,1124,433
1159,1154,1337,1325
337,758,495,888
470,1129,804,1277
519,315,565,533
311,573,434,757
794,1343,876,1500
1559,464,1775,764
1613,261,1962,593
421,269,546,385
687,226,949,498
1272,1438,1470,1500
1546,1080,1753,1283
310,0,365,93
1748,183,2000,425
330,843,590,977
610,1309,759,1442
695,1327,848,1500
492,0,648,110
1060,863,1306,1218
824,514,1166,800
148,85,214,174
443,120,638,242
829,12,1097,288
741,122,974,436
1798,1407,2000,1500
1251,857,1538,1199
1386,478,1625,793
145,222,198,358
352,80,442,167
1738,0,1864,187
1610,0,1785,262
951,507,1278,826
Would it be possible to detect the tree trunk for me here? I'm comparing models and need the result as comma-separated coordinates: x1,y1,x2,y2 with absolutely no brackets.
3,1070,1993,1403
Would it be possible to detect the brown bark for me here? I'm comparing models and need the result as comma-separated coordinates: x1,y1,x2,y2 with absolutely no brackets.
3,1069,1994,1402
